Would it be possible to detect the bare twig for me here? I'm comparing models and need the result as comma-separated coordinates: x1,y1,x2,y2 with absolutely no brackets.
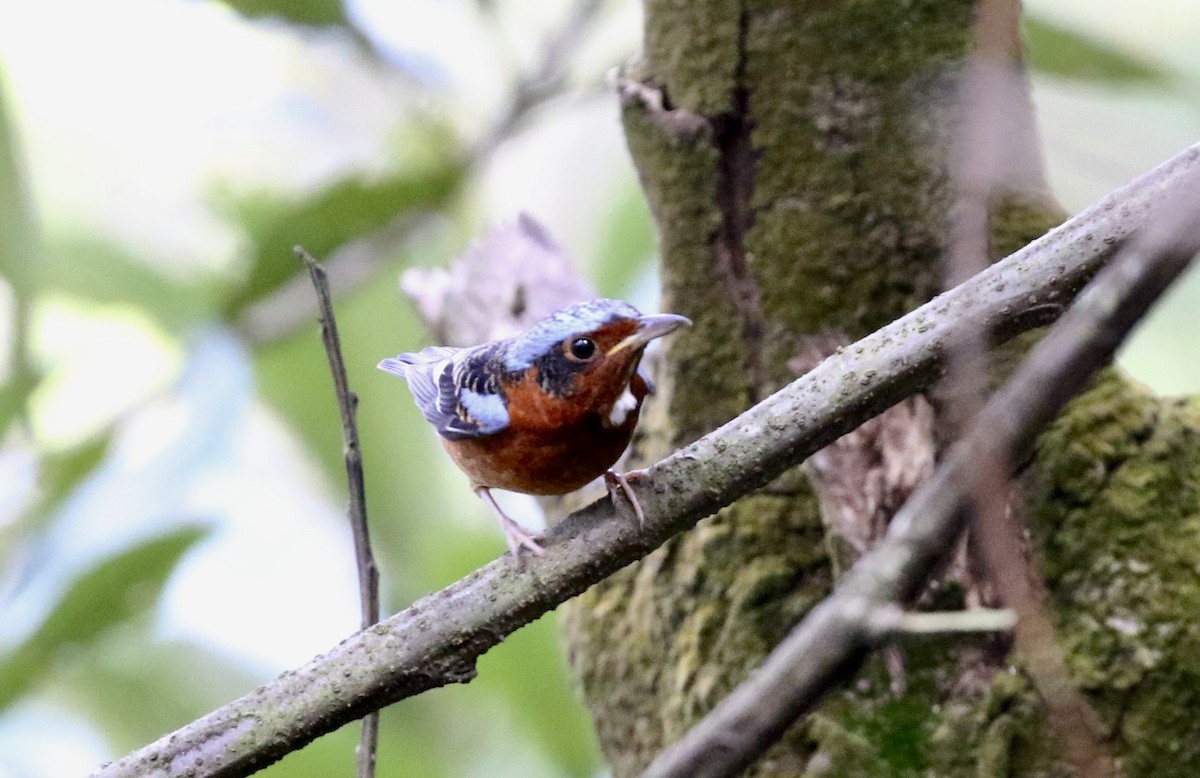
294,246,381,778
866,606,1017,637
641,172,1200,778
478,0,605,155
91,144,1199,778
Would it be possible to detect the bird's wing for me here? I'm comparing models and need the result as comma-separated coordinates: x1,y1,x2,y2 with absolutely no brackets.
378,345,457,425
378,345,510,440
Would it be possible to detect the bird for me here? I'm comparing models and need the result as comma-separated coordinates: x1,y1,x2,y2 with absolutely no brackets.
378,298,691,556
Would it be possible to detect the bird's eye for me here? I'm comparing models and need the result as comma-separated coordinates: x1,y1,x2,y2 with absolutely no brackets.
569,337,597,360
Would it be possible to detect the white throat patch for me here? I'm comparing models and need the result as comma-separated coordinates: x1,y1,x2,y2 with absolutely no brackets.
606,385,639,428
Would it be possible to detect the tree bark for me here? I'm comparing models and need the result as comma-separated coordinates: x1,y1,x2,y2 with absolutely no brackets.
562,1,1200,776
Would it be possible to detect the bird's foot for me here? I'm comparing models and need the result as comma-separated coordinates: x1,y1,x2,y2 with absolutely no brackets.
604,469,646,526
476,487,545,557
498,515,546,557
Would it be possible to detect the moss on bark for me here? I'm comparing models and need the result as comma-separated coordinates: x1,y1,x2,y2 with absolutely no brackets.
1027,371,1200,777
563,0,1200,775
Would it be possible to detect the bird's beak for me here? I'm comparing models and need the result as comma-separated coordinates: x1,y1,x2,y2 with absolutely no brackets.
608,313,692,356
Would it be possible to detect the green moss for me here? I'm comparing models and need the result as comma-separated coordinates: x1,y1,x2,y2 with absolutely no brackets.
1028,372,1200,775
644,0,742,116
745,0,975,341
796,650,1050,777
559,1,1191,776
990,195,1066,259
803,714,891,776
564,488,833,775
621,88,752,443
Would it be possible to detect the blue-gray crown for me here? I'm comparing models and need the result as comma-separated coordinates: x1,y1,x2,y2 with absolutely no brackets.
502,298,641,372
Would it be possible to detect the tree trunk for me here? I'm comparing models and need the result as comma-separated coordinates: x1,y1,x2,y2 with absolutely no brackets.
562,1,1200,776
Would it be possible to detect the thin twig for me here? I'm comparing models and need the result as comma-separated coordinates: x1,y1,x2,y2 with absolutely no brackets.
867,606,1017,637
91,144,1199,778
478,0,605,155
295,246,381,778
641,174,1200,778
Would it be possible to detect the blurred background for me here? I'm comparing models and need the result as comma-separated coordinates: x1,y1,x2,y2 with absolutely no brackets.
0,1,1196,776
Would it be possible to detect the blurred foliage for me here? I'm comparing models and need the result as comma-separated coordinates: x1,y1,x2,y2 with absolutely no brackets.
60,636,262,754
0,67,38,432
0,2,1196,778
0,69,36,310
220,158,464,318
472,614,602,775
221,0,352,29
254,265,446,595
19,432,113,536
0,527,208,712
45,234,218,334
594,182,658,297
1025,15,1170,84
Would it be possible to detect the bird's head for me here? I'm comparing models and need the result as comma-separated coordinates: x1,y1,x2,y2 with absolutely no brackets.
502,299,690,404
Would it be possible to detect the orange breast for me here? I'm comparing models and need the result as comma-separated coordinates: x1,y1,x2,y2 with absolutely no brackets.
443,370,649,495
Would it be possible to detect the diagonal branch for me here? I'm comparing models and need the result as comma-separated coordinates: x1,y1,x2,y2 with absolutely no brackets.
641,159,1200,778
91,143,1199,778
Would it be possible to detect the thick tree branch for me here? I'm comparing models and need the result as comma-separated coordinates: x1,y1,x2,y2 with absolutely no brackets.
642,168,1200,778
92,143,1198,778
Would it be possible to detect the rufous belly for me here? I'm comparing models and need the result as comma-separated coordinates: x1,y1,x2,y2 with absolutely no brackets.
442,410,640,495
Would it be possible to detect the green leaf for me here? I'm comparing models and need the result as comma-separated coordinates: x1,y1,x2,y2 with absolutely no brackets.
220,0,352,28
0,433,113,597
473,613,603,775
220,161,463,318
0,68,37,302
0,64,41,433
44,232,218,334
593,180,657,298
0,526,208,712
0,371,37,439
52,636,262,753
1025,16,1170,84
26,433,113,530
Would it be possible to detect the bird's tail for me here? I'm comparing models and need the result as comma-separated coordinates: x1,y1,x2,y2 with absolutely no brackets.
377,345,460,381
377,357,412,379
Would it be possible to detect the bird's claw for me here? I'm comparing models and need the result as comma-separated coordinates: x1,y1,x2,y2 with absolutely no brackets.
499,514,545,557
604,469,646,526
477,486,545,557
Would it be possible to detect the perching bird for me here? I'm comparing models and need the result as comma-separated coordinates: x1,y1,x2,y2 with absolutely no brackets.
379,298,690,556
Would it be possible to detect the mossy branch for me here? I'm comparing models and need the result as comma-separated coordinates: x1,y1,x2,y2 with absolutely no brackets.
92,144,1198,778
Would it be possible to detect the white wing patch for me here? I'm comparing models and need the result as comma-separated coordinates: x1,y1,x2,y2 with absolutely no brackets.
458,386,510,434
606,385,639,428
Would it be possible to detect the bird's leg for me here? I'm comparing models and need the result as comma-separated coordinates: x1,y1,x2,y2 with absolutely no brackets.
475,486,545,557
604,469,646,526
